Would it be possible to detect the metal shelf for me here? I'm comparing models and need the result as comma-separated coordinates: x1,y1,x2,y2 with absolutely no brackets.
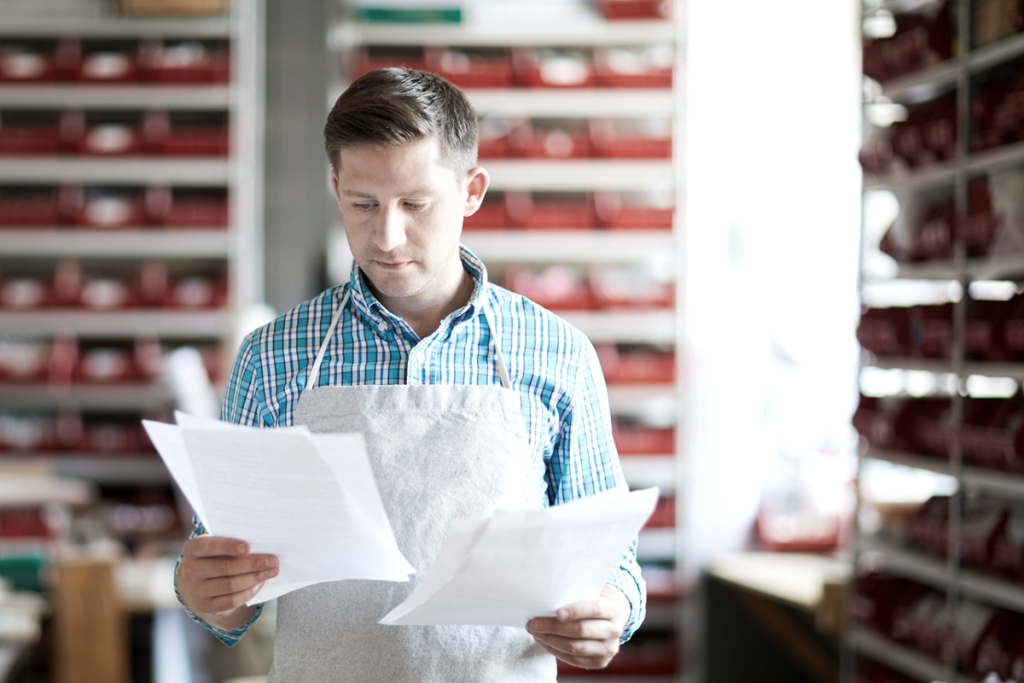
0,309,228,338
330,20,676,49
863,160,957,192
864,448,952,477
882,255,1024,281
0,383,173,410
881,60,959,101
0,85,232,110
961,466,1024,498
467,89,674,118
967,32,1024,74
0,455,170,485
863,356,954,374
847,625,954,683
961,362,1024,380
462,229,673,263
484,159,674,191
966,139,1024,175
559,310,675,344
0,15,232,37
619,455,676,492
0,157,230,185
858,536,951,591
0,229,229,258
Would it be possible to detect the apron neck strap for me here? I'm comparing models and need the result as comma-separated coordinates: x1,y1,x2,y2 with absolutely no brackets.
304,289,350,394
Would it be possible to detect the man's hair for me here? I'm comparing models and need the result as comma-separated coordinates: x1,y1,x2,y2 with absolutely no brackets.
324,67,479,179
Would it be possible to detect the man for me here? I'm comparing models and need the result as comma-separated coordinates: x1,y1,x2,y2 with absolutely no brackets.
174,68,646,682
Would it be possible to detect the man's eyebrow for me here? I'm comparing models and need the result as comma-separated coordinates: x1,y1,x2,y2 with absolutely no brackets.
341,188,435,198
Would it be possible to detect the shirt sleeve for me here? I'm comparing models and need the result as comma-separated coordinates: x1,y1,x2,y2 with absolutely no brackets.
173,332,269,645
173,515,264,647
547,335,647,642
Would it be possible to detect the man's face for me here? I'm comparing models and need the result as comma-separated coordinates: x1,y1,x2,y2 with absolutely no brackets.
331,137,486,315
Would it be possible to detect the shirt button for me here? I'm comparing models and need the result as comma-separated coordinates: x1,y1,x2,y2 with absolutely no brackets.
378,323,386,332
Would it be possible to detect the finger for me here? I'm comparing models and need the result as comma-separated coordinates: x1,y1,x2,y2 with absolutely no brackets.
527,616,617,641
532,632,615,658
187,553,278,582
555,598,614,623
533,636,611,670
201,567,279,599
198,581,266,614
185,536,252,559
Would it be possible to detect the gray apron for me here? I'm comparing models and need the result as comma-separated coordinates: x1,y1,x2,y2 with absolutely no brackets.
268,290,557,682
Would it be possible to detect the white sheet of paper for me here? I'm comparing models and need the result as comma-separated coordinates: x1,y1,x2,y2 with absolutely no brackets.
142,414,414,604
380,486,659,628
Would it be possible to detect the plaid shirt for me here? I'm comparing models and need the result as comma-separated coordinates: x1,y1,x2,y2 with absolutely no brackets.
177,245,646,645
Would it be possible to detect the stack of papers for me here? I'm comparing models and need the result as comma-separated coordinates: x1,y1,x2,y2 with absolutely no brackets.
143,412,414,605
145,413,659,626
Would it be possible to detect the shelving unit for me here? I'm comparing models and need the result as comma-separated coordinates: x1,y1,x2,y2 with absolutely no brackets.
850,1,1024,681
0,3,263,498
330,5,683,680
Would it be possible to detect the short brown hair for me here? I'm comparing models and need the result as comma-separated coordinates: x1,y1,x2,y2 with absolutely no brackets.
324,68,478,178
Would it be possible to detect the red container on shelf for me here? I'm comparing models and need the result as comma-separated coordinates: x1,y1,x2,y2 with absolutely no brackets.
80,418,152,454
477,133,509,159
0,125,61,155
137,41,229,84
858,306,912,357
512,48,595,89
596,0,672,20
907,495,950,557
503,265,593,310
161,276,227,309
959,178,1003,258
508,123,593,160
0,47,56,83
593,46,673,88
645,496,674,528
0,192,60,227
959,397,1016,470
424,47,512,89
598,345,675,384
0,278,52,310
68,189,147,229
590,119,672,159
959,498,1009,571
590,268,674,310
463,192,509,230
78,123,144,156
73,346,140,383
146,186,229,228
853,395,894,450
507,191,596,230
974,612,1024,681
909,303,953,359
891,397,953,456
613,421,674,455
161,127,229,156
992,502,1024,579
76,50,139,84
78,277,139,310
0,339,51,383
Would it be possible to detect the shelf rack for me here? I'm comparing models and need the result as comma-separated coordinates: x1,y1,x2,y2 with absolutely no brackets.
853,3,1024,679
0,383,174,411
0,310,229,338
0,230,230,259
462,230,673,263
0,85,232,109
0,158,231,185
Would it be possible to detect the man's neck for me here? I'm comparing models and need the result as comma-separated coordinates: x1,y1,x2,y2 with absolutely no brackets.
371,267,476,340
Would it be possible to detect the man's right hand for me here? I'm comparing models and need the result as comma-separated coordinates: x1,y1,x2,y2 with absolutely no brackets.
176,535,279,631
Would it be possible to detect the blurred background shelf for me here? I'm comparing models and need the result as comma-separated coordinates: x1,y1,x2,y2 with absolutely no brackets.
461,230,673,263
0,383,174,410
466,88,675,118
484,160,674,191
0,310,229,338
847,625,954,683
0,230,230,258
0,455,170,485
0,85,232,109
559,310,675,344
0,158,230,185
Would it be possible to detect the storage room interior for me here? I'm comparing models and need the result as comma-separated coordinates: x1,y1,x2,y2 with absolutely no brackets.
1,0,1024,681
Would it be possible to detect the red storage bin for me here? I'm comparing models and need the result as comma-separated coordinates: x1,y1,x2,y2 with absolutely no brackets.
507,191,596,230
68,189,147,229
78,277,138,310
512,48,595,89
593,46,673,88
974,612,1024,681
993,502,1024,579
596,0,672,20
477,133,509,159
424,47,512,88
463,191,509,230
161,276,226,309
0,48,56,83
590,268,674,310
146,187,229,228
907,495,950,557
613,421,674,455
858,306,912,357
74,346,140,383
503,265,593,310
0,125,61,155
0,339,51,383
959,178,1003,258
0,278,51,310
0,191,60,227
138,41,229,84
79,123,144,156
645,496,674,528
597,344,675,384
596,192,674,230
509,122,593,160
959,497,1009,571
591,118,672,158
77,50,139,83
0,414,62,453
161,127,229,156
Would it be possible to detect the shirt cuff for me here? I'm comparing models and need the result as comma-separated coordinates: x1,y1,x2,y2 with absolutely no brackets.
606,537,647,643
173,518,264,646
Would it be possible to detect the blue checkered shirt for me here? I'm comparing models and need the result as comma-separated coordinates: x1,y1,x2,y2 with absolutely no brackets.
175,245,646,645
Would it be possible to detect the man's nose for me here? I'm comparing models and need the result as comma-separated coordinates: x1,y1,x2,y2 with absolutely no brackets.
373,206,407,253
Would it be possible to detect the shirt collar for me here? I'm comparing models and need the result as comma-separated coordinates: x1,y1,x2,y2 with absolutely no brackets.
341,244,490,336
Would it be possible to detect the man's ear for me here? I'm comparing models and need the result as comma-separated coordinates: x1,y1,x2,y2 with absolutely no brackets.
463,166,490,216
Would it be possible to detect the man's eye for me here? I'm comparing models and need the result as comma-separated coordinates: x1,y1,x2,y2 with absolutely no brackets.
353,203,375,211
405,202,427,210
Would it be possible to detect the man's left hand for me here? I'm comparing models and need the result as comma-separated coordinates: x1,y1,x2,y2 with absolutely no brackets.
526,584,631,669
